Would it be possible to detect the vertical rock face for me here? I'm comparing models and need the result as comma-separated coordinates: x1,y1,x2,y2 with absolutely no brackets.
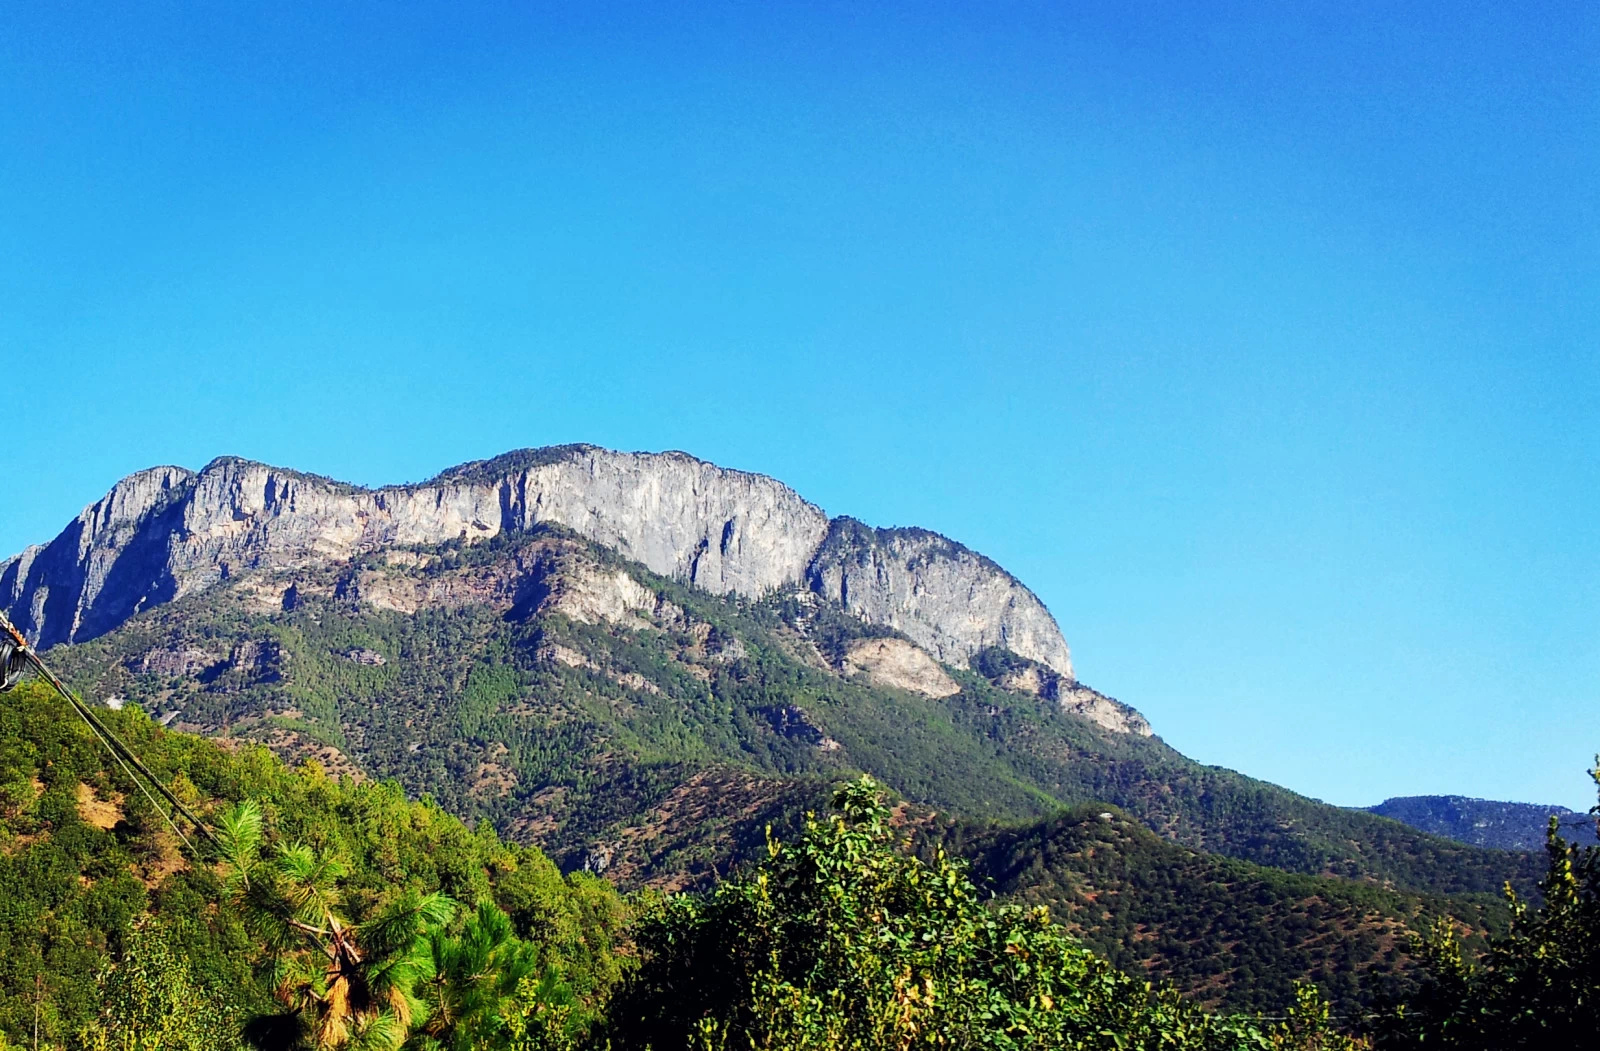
0,466,195,648
474,448,833,596
806,519,1074,678
1,445,1075,684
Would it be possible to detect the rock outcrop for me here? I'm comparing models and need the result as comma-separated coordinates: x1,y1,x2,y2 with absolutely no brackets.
841,638,961,698
2,444,1079,691
1,466,196,647
808,519,1073,678
1055,683,1152,737
977,650,1151,736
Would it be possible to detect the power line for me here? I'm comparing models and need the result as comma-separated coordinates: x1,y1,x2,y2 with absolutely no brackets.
0,611,220,852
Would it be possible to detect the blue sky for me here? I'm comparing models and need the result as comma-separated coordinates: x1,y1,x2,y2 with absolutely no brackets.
2,2,1596,808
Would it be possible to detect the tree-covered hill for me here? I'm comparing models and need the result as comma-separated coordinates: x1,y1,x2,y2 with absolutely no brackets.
0,679,626,1047
944,808,1508,1013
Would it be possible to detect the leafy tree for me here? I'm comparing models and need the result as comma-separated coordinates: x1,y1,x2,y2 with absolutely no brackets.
73,922,243,1051
489,853,630,1013
607,776,1364,1050
1265,983,1369,1051
499,973,589,1051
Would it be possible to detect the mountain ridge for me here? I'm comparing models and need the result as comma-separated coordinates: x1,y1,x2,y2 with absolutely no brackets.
10,490,1544,1009
1,445,1074,680
1364,794,1599,851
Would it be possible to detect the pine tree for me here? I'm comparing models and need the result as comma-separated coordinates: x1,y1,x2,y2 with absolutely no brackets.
217,801,456,1050
408,900,542,1051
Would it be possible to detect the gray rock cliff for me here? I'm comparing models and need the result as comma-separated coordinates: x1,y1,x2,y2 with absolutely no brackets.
2,444,1076,681
807,519,1074,678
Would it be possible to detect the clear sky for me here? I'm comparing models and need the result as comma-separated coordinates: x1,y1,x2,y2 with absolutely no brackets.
2,3,1596,808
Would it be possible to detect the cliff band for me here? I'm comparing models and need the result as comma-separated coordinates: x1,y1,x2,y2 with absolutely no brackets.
1,445,1075,678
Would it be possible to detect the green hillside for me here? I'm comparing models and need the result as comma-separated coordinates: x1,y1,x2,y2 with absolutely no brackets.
0,680,626,1047
2,676,1408,1049
944,809,1506,1013
2,669,1587,1048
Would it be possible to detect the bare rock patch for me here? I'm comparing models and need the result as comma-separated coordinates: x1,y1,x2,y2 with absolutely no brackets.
842,638,960,698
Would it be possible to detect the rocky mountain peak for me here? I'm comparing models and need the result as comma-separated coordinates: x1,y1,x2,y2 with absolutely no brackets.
2,444,1078,687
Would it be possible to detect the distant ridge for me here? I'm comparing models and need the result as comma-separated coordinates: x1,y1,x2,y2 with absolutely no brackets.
1365,795,1598,851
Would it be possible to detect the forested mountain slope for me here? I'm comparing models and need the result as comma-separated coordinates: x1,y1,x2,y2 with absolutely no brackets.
37,526,1536,903
945,809,1507,1013
0,680,627,1047
1365,794,1598,851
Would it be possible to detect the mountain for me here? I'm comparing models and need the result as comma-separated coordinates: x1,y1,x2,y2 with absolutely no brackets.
0,447,1076,685
0,446,1544,1006
1364,795,1599,851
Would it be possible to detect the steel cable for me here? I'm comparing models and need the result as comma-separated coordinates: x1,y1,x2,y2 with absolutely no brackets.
0,611,219,851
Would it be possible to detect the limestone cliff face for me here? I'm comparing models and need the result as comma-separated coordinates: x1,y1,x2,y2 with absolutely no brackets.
806,519,1074,678
1,444,1076,685
1,448,826,648
0,466,196,647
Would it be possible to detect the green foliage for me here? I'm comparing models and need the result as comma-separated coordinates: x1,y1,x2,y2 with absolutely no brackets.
221,803,610,1051
498,972,590,1051
409,900,541,1051
0,680,627,1049
0,681,256,1045
609,777,1364,1050
1266,983,1370,1051
1371,763,1600,1048
220,799,459,1050
8,666,1546,1050
74,923,244,1051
